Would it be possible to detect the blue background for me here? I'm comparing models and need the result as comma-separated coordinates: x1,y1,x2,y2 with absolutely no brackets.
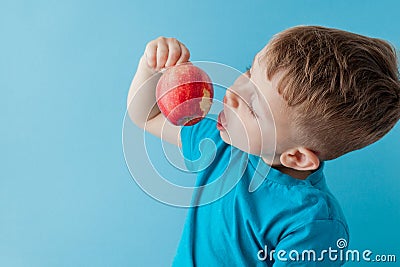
1,0,399,266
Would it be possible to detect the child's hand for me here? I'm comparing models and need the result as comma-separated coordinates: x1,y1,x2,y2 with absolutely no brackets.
143,37,190,72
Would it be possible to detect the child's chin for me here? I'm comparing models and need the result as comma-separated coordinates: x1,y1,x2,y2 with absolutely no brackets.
219,131,230,143
220,130,233,146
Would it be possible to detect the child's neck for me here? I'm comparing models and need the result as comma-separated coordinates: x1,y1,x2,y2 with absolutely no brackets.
273,165,313,180
261,156,313,180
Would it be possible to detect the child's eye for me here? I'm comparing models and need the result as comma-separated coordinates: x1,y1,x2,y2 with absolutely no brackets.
248,102,258,118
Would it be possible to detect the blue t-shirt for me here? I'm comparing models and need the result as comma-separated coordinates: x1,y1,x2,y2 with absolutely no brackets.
172,116,349,266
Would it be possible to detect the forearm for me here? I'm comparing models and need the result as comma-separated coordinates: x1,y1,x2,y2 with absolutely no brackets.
127,55,162,128
127,37,190,128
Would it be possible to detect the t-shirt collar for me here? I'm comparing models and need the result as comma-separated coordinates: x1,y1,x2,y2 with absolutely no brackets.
248,153,325,187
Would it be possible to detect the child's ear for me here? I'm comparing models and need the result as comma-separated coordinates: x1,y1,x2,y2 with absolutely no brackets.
280,147,320,171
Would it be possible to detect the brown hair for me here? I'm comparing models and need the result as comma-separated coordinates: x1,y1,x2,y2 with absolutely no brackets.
261,25,400,160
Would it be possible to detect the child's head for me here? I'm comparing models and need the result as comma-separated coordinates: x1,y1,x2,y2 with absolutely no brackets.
218,25,400,171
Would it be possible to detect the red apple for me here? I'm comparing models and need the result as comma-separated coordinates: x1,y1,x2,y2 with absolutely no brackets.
156,64,214,126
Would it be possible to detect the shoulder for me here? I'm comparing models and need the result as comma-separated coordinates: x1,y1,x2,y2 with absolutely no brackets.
278,182,350,255
249,159,348,231
273,218,349,265
285,181,349,233
238,163,349,242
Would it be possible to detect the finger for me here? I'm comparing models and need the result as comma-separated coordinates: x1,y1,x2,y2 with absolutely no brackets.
156,38,169,70
165,38,182,67
177,42,190,64
144,41,157,69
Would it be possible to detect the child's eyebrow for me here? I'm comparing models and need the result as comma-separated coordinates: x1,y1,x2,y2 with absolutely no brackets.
250,58,268,118
253,89,268,120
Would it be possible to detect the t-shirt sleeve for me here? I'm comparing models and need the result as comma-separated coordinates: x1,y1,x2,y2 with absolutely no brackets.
180,115,224,172
180,122,195,167
272,220,350,266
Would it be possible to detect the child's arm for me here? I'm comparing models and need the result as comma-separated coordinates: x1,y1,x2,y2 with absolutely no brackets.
126,37,190,147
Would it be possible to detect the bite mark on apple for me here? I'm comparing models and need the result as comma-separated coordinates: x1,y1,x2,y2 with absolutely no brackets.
199,88,212,115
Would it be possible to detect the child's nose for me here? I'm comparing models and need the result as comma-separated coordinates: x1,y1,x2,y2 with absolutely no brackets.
224,89,239,109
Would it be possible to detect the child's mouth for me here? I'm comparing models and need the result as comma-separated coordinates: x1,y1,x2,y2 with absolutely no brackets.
217,111,227,131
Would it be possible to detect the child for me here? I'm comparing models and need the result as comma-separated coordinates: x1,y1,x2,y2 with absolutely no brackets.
127,26,400,266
